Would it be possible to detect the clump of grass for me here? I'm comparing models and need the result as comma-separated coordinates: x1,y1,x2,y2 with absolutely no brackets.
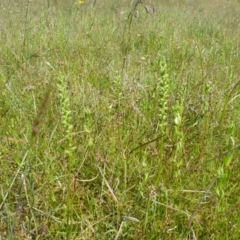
1,0,240,239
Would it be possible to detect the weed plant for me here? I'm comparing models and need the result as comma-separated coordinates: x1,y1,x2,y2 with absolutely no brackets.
1,0,240,239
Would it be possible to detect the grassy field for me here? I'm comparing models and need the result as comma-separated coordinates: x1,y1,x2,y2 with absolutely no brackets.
1,0,240,239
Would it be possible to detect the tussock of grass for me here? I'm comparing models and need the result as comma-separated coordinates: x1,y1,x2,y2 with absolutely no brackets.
1,0,240,239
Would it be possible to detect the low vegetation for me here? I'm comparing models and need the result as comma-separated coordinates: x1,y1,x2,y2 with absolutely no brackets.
1,0,240,239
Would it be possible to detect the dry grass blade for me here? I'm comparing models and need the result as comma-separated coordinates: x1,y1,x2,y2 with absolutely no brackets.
96,165,119,203
0,151,29,210
31,90,50,139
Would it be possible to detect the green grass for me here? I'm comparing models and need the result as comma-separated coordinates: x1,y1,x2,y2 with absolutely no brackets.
1,0,240,239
